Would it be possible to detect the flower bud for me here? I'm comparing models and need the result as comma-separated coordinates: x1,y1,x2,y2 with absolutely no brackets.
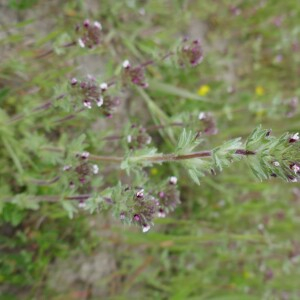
70,78,78,86
83,19,90,28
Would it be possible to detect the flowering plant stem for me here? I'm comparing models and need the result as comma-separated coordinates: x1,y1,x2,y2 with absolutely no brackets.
42,146,255,164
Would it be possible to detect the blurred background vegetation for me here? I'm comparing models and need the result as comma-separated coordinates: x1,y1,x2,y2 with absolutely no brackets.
0,0,300,299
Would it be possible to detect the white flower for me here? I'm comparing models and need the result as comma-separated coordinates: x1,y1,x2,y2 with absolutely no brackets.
100,82,108,91
122,60,130,69
169,176,177,185
81,151,90,159
291,132,299,141
92,164,99,174
70,78,77,85
198,112,206,120
127,135,132,143
136,189,144,198
292,164,300,174
63,165,72,171
78,38,85,48
93,21,102,29
97,97,103,107
139,8,145,15
257,223,264,231
273,161,280,167
83,100,92,109
78,201,86,208
157,210,166,218
142,224,151,233
146,136,152,144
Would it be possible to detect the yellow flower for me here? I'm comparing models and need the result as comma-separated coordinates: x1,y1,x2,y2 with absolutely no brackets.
150,168,158,175
243,271,254,279
197,85,211,96
255,86,265,96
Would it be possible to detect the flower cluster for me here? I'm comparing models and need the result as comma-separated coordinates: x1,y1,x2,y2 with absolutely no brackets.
126,124,152,150
122,60,148,88
76,19,102,49
198,112,218,135
288,133,299,183
70,76,120,117
269,132,299,182
120,177,180,232
62,151,99,194
179,39,204,67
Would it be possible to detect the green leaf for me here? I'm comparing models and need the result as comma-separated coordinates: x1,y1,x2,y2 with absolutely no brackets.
149,80,208,102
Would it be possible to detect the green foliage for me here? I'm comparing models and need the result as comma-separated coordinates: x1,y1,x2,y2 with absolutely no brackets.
1,0,300,299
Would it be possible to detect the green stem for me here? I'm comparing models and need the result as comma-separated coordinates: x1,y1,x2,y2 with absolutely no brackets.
41,146,255,164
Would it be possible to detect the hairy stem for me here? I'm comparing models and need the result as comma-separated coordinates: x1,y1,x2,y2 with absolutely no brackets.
9,94,65,124
42,146,255,164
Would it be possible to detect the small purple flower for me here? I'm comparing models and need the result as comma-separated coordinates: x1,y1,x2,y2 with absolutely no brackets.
122,61,148,88
81,151,90,159
158,191,165,198
70,78,78,86
120,212,126,220
83,99,92,109
179,39,204,67
290,163,300,174
136,189,144,199
133,214,140,222
77,19,102,49
83,19,90,28
69,181,75,189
